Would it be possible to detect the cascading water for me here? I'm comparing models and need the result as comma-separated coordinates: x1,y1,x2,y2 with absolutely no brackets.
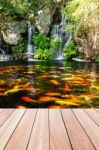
24,23,35,61
27,24,35,54
0,36,5,55
51,15,72,60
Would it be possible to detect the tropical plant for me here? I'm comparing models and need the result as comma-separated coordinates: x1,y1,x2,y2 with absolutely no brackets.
34,48,55,60
50,37,61,51
64,40,78,60
13,40,26,54
34,49,54,60
62,0,99,60
33,33,50,50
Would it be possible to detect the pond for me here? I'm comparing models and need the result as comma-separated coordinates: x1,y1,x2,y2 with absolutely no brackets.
0,61,99,108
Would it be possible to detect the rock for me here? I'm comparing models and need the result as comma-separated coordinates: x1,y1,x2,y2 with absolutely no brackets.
36,8,52,34
72,58,91,62
1,22,27,45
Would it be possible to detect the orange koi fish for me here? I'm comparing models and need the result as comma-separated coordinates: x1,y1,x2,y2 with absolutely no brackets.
46,92,61,96
21,96,34,103
50,80,60,85
39,96,62,102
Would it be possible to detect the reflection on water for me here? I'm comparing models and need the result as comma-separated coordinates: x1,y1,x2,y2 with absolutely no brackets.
0,61,99,108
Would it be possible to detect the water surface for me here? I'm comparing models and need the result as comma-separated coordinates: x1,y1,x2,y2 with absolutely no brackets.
0,61,99,108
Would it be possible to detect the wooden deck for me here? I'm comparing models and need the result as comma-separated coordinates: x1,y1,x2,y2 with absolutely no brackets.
0,109,99,150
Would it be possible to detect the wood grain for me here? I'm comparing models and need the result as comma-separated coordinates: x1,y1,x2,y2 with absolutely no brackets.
0,109,14,126
84,109,99,126
0,109,98,150
0,109,3,113
5,109,37,150
61,109,95,150
49,109,72,150
27,109,49,150
73,109,99,150
0,109,25,150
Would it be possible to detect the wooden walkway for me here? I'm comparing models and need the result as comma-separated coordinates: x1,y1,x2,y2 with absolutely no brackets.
0,109,99,150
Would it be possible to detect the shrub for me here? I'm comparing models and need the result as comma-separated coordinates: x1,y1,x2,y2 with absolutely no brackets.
13,40,26,54
95,57,99,63
33,33,50,50
34,48,55,60
50,37,61,51
64,40,78,60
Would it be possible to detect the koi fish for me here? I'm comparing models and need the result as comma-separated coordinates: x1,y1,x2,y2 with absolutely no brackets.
0,88,5,91
4,85,22,95
23,83,32,90
0,80,6,85
39,96,62,102
21,96,34,103
46,92,61,96
55,100,79,106
17,105,27,109
50,80,61,85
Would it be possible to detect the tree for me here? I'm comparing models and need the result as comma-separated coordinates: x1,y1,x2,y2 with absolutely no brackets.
63,0,99,60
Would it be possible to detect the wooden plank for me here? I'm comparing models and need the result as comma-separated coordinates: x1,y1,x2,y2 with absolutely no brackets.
96,109,99,113
73,109,99,150
5,109,37,150
49,109,72,150
84,109,99,126
61,109,95,150
0,109,14,126
0,109,25,150
0,109,3,113
27,109,49,150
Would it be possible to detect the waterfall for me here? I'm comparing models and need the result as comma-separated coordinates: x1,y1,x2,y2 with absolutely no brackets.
0,36,5,55
26,24,35,54
0,48,5,55
51,15,72,60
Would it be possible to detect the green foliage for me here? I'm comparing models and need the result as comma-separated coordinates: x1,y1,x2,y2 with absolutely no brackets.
50,37,61,51
64,40,78,60
63,0,99,33
62,0,99,60
0,0,29,20
95,57,99,63
34,48,55,60
33,33,50,50
13,40,26,54
0,0,57,21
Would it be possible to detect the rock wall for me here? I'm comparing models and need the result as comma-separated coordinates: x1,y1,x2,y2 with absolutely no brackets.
75,20,99,60
1,21,27,45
